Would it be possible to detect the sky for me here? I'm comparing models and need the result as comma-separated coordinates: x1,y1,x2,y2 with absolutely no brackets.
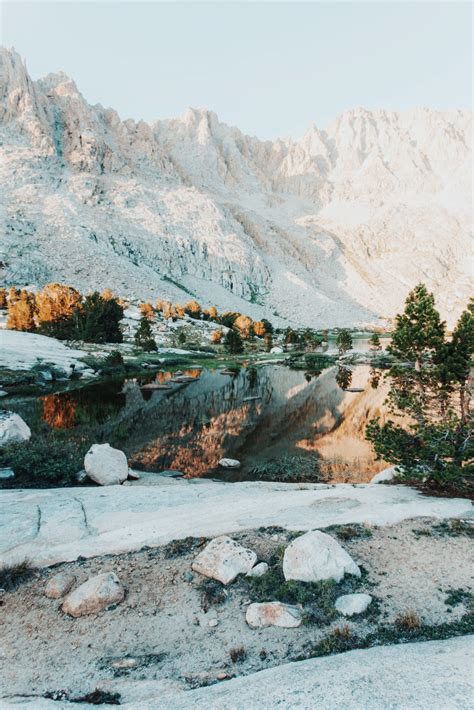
1,1,472,139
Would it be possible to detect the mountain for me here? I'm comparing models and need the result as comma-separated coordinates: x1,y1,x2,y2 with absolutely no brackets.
0,47,471,327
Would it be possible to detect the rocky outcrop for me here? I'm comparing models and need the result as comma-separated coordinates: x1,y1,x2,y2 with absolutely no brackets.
0,411,31,446
283,530,360,583
62,572,124,617
84,443,129,486
191,535,257,584
246,602,302,628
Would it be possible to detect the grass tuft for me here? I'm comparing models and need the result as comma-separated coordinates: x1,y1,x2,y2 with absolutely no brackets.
0,559,35,591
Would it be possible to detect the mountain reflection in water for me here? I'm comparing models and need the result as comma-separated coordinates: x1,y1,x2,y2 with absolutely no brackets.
39,365,389,482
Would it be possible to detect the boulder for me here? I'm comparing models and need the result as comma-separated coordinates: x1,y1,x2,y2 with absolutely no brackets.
246,562,269,578
192,535,257,585
246,602,302,628
283,530,360,583
0,467,14,480
218,458,241,469
335,593,372,616
62,572,124,617
84,443,128,486
0,411,31,446
45,572,76,599
371,467,397,484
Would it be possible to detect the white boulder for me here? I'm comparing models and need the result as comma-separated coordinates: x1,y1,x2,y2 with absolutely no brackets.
270,347,284,354
218,458,241,469
0,411,31,446
84,443,128,486
192,535,257,585
62,572,124,617
45,572,76,599
246,602,302,628
371,467,397,484
335,593,372,616
246,562,269,578
283,530,360,583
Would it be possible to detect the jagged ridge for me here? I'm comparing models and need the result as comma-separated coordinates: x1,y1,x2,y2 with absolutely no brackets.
0,47,471,326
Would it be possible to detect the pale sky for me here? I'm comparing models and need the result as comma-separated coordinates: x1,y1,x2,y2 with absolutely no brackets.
1,1,472,139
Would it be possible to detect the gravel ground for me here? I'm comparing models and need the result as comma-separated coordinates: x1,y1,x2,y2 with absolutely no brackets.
1,518,472,702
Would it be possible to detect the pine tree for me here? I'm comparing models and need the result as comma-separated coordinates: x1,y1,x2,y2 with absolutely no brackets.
335,366,353,390
336,329,353,356
73,292,123,343
224,328,244,354
134,315,157,351
366,286,473,492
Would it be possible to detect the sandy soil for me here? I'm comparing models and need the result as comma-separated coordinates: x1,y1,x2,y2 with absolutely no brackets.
1,518,472,702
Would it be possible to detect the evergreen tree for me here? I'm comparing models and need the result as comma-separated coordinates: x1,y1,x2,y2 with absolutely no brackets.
366,286,473,492
0,288,7,309
261,318,274,335
73,292,123,343
224,328,244,354
134,315,157,351
336,329,353,356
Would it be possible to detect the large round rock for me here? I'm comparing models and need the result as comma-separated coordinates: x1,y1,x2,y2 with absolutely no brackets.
0,411,31,446
62,572,124,617
84,443,128,486
283,530,360,583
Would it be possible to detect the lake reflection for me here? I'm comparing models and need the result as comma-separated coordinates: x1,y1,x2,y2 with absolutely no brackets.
38,364,389,482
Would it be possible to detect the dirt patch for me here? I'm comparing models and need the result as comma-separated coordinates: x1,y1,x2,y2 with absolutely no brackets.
0,518,472,701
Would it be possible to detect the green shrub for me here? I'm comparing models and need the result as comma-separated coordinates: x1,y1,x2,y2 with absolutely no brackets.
0,559,35,591
0,435,84,488
249,455,320,482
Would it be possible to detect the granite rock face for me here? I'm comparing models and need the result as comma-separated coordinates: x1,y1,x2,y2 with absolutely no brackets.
1,47,471,328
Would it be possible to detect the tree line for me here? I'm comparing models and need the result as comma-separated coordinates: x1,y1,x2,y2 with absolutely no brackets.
1,285,123,343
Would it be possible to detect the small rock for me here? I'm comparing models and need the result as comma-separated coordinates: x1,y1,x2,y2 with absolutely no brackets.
246,562,269,578
208,619,219,627
371,467,397,484
246,602,302,628
335,593,372,616
192,535,257,585
75,469,88,483
127,469,140,480
218,458,241,469
283,530,360,583
270,347,284,354
62,572,124,617
110,657,138,670
0,411,31,446
84,443,129,486
45,572,76,599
